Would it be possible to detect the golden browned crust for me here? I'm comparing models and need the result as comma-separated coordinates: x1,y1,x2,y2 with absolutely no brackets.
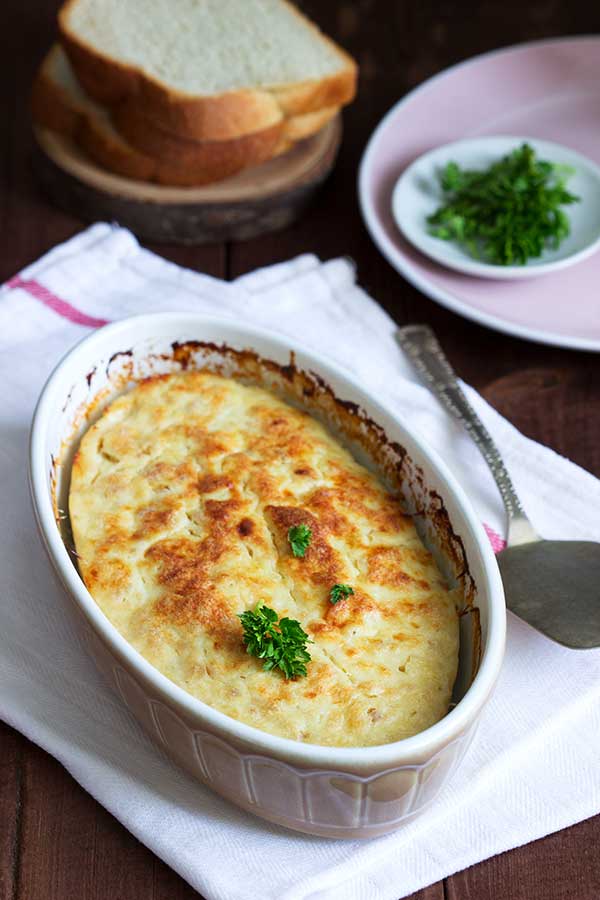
112,99,337,166
112,101,284,168
281,105,339,142
57,0,357,141
69,373,459,747
273,64,357,117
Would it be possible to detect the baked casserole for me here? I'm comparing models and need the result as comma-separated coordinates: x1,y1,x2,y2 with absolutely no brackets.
69,371,460,747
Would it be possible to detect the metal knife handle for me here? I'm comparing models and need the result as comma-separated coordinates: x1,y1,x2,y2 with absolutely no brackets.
396,324,538,545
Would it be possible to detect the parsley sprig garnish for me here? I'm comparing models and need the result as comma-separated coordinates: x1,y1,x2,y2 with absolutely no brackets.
288,523,312,558
427,143,580,266
238,604,312,679
329,583,354,604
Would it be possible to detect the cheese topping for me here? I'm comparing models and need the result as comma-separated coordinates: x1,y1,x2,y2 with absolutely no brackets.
69,372,459,747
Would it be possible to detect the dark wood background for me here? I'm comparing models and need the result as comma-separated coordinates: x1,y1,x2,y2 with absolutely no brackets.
1,1,599,898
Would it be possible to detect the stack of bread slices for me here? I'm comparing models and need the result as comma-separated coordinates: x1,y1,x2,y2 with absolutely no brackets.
31,0,357,187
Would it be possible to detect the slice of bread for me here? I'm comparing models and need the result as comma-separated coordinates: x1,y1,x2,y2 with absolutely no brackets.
113,95,338,166
58,0,357,141
31,46,292,186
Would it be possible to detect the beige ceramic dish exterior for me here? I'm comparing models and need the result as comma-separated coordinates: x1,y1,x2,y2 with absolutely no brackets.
29,313,506,838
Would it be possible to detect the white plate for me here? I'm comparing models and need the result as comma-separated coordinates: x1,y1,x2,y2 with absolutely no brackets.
392,136,600,280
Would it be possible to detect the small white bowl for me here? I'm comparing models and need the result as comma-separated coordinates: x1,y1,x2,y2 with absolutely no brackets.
392,136,600,279
29,313,506,838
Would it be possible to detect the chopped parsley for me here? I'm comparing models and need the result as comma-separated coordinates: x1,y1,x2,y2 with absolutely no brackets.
427,143,580,266
238,604,312,679
329,583,354,604
288,523,312,558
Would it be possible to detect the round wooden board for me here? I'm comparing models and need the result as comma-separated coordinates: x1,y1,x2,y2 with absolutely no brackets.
31,117,342,244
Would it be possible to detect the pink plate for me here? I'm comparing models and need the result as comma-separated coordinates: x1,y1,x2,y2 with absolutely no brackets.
359,37,600,351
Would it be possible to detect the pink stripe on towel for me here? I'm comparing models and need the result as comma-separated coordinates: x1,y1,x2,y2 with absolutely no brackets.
483,522,507,554
6,276,110,328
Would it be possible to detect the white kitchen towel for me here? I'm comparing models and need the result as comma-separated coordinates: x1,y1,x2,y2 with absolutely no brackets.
1,222,599,900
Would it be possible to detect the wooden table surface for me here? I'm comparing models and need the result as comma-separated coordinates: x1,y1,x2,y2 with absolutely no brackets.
2,1,599,898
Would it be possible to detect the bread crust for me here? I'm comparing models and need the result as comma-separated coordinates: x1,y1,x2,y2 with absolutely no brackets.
113,104,283,169
113,98,337,166
31,48,293,186
31,60,80,136
57,0,357,141
281,105,338,142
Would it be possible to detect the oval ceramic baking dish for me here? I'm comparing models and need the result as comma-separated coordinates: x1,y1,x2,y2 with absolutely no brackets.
29,313,505,839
